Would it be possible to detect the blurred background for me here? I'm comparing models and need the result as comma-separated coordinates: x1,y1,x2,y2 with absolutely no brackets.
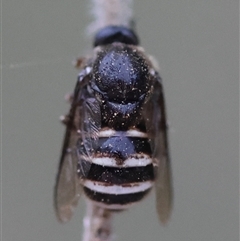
2,1,239,241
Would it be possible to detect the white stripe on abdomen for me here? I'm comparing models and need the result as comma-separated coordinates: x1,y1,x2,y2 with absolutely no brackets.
92,155,152,167
83,180,153,195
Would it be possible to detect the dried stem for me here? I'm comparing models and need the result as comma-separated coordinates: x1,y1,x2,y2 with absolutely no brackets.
88,0,133,35
82,202,114,241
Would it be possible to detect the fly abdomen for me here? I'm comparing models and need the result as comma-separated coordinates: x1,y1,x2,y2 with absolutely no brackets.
80,129,155,210
83,164,154,209
96,135,152,164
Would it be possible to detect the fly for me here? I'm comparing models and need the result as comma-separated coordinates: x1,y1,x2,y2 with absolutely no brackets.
54,1,173,240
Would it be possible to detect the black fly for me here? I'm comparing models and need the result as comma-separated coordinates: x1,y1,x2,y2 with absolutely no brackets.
54,6,172,241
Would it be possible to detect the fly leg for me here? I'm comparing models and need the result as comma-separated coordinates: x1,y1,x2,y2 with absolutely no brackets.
59,93,74,125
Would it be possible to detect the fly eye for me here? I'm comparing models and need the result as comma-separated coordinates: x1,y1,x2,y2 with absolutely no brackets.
94,26,139,47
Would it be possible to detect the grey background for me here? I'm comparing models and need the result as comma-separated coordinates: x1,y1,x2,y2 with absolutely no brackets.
2,1,239,241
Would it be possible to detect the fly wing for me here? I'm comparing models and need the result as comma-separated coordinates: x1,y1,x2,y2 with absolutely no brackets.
143,72,173,224
75,96,101,179
54,69,91,223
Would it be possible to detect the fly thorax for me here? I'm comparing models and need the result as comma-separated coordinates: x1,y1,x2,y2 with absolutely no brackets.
91,44,152,129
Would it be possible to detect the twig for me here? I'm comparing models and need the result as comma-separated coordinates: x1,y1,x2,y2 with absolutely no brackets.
82,202,114,241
